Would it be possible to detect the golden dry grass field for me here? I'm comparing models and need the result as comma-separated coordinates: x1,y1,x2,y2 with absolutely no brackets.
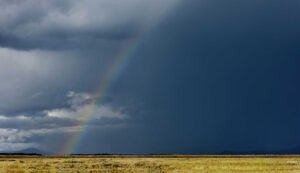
0,155,300,173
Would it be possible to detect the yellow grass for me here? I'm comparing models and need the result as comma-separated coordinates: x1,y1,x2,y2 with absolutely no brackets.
0,155,300,173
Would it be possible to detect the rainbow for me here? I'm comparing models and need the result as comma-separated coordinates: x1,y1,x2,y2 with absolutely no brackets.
60,2,180,154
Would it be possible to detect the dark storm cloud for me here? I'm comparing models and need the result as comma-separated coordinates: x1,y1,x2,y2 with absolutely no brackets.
0,0,177,50
1,0,300,154
96,0,300,154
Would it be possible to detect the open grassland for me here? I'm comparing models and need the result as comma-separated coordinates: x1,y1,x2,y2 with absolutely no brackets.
0,155,300,173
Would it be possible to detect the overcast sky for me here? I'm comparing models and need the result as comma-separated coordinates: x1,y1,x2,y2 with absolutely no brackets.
0,0,300,154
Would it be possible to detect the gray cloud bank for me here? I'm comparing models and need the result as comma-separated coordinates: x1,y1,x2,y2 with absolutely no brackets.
0,91,128,152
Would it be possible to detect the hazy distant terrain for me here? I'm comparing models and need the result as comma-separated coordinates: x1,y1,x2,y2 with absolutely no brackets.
0,155,300,173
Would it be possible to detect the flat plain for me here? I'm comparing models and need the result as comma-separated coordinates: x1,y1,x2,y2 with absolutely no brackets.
0,155,300,173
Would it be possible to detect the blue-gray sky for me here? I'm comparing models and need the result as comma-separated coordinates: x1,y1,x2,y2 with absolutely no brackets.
0,0,300,154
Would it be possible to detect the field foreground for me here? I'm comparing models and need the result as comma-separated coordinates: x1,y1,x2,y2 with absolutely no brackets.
0,155,300,173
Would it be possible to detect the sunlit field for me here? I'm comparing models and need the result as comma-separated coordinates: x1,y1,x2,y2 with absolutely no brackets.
0,155,300,173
